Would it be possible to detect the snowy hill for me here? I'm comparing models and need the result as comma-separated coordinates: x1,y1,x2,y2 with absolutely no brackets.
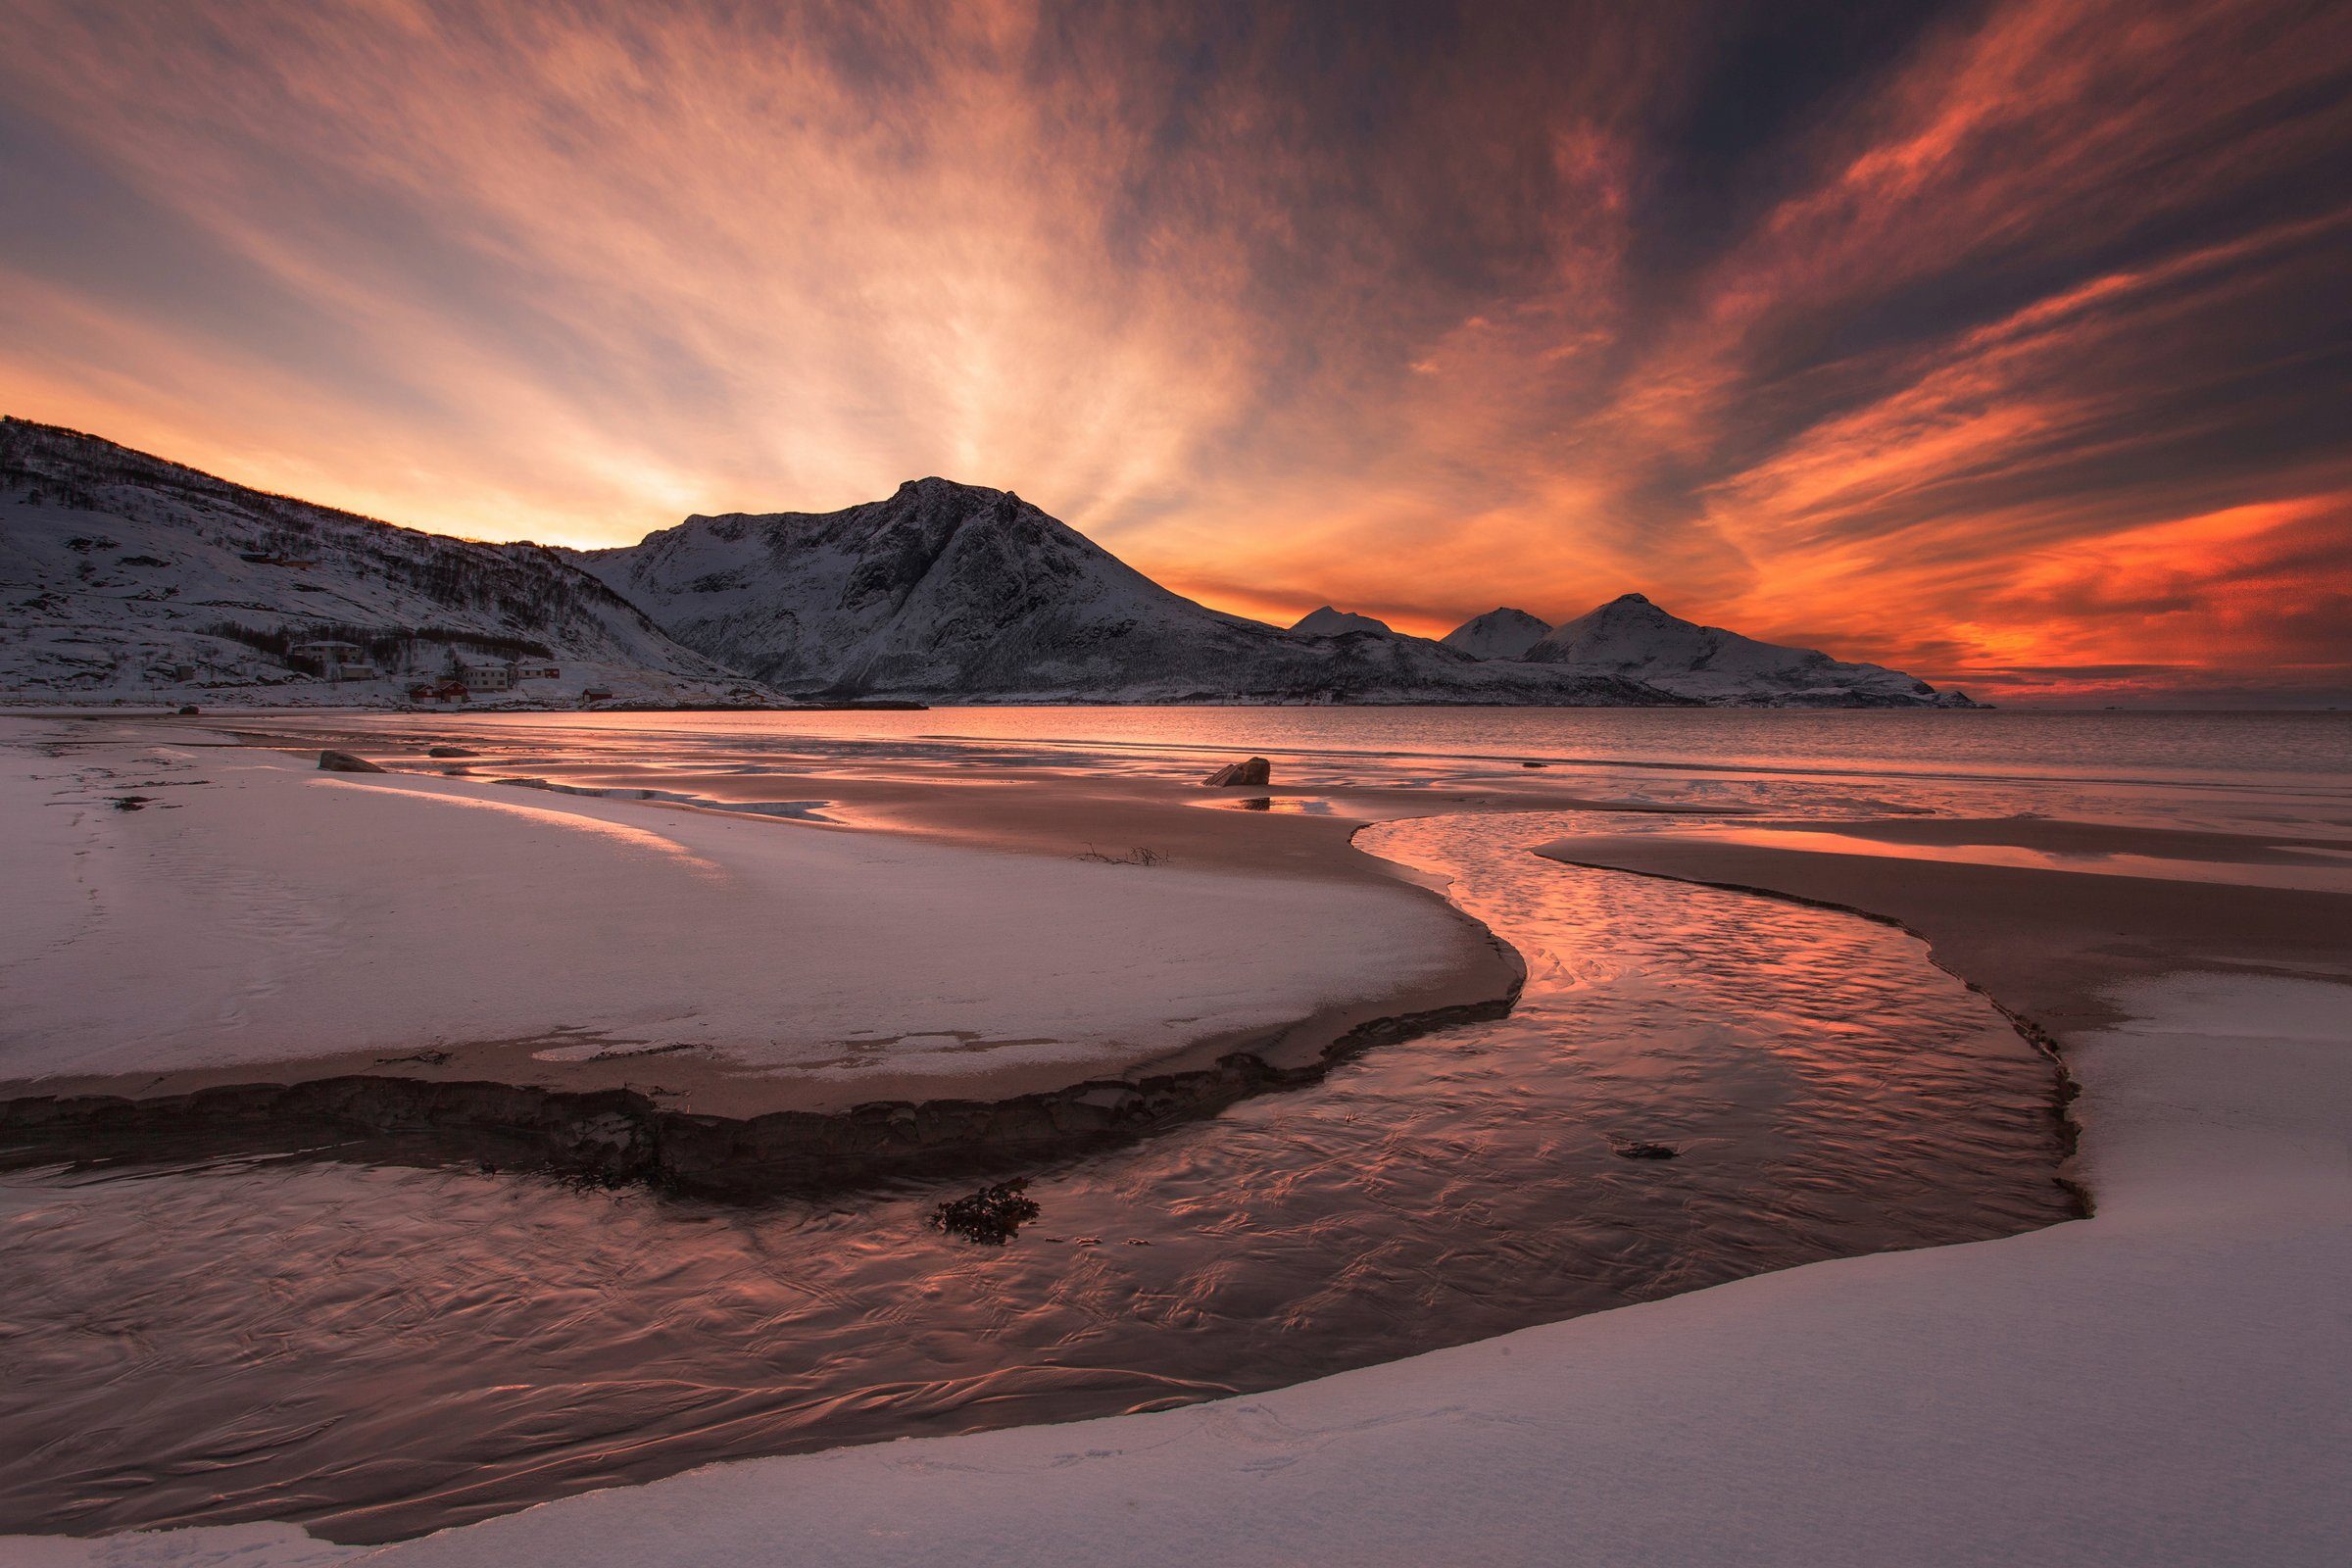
569,480,1667,706
1522,593,1974,708
0,418,763,707
1291,606,1395,637
1441,608,1552,661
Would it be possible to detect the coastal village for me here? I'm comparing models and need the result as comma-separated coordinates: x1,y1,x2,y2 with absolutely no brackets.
284,640,609,704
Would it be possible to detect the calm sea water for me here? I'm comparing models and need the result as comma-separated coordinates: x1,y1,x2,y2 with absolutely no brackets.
469,706,2352,785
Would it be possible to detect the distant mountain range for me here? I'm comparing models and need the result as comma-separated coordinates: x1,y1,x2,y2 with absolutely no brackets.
567,480,1665,706
2,419,1973,708
1476,594,1967,708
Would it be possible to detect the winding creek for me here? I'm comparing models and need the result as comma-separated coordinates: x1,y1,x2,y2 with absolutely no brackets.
0,808,2076,1544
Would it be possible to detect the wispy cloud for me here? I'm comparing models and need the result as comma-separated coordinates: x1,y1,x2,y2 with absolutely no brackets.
2,0,2345,700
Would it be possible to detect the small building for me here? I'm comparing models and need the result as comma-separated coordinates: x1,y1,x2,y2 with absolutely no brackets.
409,680,469,704
460,662,514,693
581,686,614,703
290,640,381,682
510,658,561,681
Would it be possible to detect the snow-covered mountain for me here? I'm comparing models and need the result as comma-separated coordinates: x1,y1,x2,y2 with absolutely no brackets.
569,480,1668,706
0,418,761,707
1520,593,1974,708
1441,607,1552,661
0,418,1971,710
1291,606,1395,637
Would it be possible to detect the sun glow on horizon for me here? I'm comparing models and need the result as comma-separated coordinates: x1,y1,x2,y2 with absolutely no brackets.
2,0,2346,705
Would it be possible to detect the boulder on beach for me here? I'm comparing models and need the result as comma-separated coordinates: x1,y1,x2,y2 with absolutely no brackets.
318,750,386,773
1203,757,1271,787
427,746,476,759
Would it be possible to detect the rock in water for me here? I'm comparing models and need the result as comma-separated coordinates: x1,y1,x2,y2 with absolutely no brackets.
427,745,476,759
1203,757,1271,787
318,750,386,773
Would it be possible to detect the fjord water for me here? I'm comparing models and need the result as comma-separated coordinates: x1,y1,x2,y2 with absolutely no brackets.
4,709,2331,1542
317,706,2351,833
474,705,2352,789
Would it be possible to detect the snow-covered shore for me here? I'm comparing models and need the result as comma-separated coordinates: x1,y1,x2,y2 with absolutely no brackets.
16,966,2341,1568
4,725,2342,1566
0,717,1495,1114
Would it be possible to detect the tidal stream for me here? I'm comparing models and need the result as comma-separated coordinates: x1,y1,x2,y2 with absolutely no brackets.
0,810,2076,1543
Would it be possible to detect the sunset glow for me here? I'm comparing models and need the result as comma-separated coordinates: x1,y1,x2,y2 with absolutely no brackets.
2,0,2346,703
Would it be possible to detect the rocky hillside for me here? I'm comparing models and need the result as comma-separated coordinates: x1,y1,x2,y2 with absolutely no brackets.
0,418,760,707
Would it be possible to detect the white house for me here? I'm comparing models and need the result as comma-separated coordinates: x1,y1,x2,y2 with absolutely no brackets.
460,662,515,693
510,658,561,680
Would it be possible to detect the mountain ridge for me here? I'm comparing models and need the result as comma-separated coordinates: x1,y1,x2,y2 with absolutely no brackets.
0,419,1972,709
1521,591,1974,708
0,417,762,707
569,479,1671,706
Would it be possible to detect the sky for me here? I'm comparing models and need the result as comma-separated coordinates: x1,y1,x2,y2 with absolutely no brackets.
2,0,2347,705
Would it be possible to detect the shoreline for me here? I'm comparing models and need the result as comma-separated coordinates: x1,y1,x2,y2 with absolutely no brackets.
297,815,2343,1568
0,975,1521,1199
0,713,1532,1187
2,714,2341,1563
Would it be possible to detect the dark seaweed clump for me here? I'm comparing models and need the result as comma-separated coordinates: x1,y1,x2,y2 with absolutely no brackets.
930,1179,1041,1245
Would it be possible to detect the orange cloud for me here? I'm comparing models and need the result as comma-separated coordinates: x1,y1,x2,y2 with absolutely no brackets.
0,0,2344,701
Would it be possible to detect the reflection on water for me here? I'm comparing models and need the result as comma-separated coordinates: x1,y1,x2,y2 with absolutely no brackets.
0,811,2074,1544
1192,794,1338,813
1667,824,2352,893
258,706,2352,840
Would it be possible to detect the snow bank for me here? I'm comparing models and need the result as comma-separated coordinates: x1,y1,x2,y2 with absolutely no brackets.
0,719,1485,1108
24,966,2340,1568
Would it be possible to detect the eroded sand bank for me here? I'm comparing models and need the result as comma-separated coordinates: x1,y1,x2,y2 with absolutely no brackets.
0,715,1523,1183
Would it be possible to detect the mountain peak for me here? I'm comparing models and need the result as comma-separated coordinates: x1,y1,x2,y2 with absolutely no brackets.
1291,606,1395,637
1441,607,1552,661
1526,592,1971,706
895,475,1005,500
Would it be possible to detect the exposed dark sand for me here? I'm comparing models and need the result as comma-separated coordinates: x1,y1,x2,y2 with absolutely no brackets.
1538,824,2352,1046
1754,813,2352,865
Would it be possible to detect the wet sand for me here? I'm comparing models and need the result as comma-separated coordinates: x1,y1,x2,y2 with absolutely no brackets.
1538,820,2352,1048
